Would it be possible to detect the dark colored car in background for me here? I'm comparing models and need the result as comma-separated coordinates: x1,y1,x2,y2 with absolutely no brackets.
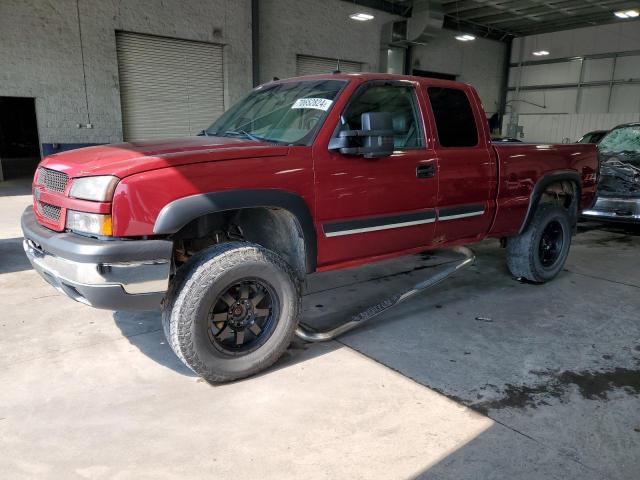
583,123,640,222
577,130,609,144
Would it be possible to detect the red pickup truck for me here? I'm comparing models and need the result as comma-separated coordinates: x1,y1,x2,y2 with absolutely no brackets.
22,73,598,382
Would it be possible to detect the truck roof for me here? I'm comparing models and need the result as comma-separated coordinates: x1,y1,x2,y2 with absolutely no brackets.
267,72,470,90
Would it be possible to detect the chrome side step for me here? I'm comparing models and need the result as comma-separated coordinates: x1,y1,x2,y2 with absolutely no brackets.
295,246,476,343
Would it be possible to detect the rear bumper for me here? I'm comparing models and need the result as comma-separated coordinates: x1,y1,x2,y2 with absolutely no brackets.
21,207,172,310
582,196,640,223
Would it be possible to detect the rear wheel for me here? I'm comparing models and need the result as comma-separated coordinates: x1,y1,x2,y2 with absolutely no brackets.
506,203,572,283
162,242,300,383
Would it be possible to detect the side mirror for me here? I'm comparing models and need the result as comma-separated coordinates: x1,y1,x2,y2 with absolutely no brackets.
329,112,394,158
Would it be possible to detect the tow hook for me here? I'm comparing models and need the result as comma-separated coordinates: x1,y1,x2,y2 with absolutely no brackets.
295,246,476,342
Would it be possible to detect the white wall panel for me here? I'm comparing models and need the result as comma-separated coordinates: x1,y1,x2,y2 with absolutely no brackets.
508,89,578,114
583,58,614,82
610,85,640,113
511,22,640,63
614,55,640,81
509,113,640,143
509,24,640,119
578,86,609,113
508,61,581,87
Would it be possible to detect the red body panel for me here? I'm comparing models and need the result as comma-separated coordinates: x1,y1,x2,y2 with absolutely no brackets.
488,143,598,237
34,73,598,272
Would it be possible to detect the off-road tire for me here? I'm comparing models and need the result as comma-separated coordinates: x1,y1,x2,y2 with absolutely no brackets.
506,203,572,283
162,242,300,383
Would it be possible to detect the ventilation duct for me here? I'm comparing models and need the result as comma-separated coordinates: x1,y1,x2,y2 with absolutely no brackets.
381,0,444,46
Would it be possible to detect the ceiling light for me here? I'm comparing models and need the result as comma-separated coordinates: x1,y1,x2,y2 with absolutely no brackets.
455,34,476,42
349,12,375,21
615,10,639,18
533,50,550,56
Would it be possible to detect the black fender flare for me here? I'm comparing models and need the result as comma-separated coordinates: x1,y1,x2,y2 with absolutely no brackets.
154,189,317,272
519,170,581,234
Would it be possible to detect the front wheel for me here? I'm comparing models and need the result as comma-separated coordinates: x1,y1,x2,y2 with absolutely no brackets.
162,242,300,383
506,203,572,283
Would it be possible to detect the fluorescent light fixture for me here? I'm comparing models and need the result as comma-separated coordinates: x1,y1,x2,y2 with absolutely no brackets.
532,50,550,56
455,34,476,41
615,10,639,18
349,12,374,21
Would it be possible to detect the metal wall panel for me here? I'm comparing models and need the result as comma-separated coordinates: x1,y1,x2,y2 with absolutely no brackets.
116,32,224,141
508,60,581,88
610,85,640,113
583,58,614,83
507,113,640,143
296,55,363,76
578,86,609,113
507,89,578,114
614,55,640,81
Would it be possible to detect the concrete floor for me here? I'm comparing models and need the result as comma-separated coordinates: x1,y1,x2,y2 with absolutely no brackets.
1,180,639,479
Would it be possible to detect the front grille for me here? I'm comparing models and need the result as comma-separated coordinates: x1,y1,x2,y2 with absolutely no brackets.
38,202,62,221
38,168,69,193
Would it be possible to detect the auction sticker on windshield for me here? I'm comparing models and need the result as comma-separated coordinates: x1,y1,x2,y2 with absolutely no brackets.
292,98,333,111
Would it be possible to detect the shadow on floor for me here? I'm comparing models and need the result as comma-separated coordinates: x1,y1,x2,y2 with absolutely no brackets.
413,421,603,480
0,238,31,274
329,240,640,480
0,179,32,197
113,310,196,377
112,309,338,382
578,219,640,236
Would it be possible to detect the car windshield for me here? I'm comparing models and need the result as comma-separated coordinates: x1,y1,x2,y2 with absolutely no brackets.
205,79,346,146
598,125,640,154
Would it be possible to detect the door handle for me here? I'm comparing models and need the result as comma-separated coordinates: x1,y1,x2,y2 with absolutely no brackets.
416,164,436,179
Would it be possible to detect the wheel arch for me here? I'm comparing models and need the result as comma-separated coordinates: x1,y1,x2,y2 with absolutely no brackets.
519,171,581,234
154,190,317,274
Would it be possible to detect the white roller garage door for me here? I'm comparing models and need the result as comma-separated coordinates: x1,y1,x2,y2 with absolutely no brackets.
296,55,363,76
116,32,224,141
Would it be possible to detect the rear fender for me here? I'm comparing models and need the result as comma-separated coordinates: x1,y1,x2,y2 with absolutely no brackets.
519,171,581,234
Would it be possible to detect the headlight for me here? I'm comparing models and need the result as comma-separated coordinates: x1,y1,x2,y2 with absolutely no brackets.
69,176,119,201
66,210,113,236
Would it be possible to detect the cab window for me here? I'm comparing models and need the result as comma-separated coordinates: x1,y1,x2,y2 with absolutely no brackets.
427,87,478,147
339,84,424,149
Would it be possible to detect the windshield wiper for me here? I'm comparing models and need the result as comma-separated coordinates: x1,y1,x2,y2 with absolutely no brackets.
223,130,267,142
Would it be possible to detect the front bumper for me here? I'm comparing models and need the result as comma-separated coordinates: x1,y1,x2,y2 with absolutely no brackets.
21,207,172,310
582,196,640,223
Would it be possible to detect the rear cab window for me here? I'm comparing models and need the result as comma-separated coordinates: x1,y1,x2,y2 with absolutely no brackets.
427,87,478,148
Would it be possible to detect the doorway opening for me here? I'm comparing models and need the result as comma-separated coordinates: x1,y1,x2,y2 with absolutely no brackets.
0,97,41,181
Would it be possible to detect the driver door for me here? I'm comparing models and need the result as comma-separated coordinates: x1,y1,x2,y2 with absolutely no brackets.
314,81,439,267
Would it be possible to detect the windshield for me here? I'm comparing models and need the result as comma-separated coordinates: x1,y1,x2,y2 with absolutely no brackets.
598,125,640,154
205,80,346,145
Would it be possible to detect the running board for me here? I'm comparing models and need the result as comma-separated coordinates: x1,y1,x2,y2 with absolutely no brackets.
295,246,476,342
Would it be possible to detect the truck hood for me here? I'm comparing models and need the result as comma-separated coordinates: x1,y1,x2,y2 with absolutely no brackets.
40,137,290,179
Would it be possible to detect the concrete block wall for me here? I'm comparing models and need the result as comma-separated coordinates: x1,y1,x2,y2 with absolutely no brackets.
259,0,398,83
0,0,252,147
0,0,509,153
411,35,507,115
